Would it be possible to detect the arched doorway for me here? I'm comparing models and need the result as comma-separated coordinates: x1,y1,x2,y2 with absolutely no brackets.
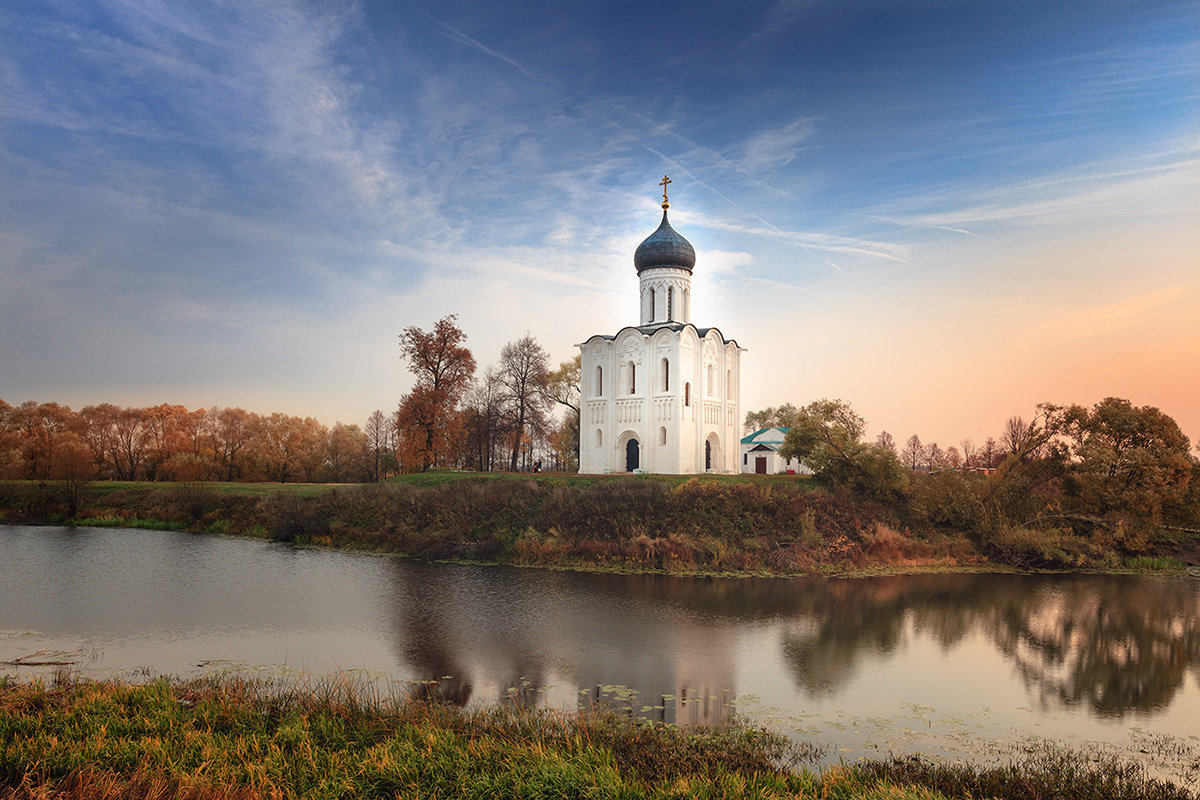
625,438,640,472
705,434,720,472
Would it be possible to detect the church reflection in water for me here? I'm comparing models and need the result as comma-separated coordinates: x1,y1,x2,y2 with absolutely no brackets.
386,564,739,724
385,561,1200,723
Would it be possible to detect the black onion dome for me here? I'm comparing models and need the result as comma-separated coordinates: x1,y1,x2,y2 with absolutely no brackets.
634,210,696,273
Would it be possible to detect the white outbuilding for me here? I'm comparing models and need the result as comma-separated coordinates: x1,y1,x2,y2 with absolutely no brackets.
578,178,744,474
740,427,813,475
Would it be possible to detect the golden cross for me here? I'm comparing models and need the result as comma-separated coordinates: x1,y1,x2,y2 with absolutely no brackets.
659,175,672,204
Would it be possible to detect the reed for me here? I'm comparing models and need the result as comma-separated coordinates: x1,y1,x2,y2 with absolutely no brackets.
0,674,947,800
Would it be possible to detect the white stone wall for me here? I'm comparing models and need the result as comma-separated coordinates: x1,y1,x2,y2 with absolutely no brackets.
638,268,692,325
578,324,742,475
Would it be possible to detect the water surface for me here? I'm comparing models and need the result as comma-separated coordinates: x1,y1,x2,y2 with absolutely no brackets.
3,524,1198,772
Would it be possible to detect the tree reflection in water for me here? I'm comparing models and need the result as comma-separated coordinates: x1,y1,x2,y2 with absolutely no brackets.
384,558,1200,721
779,574,1200,717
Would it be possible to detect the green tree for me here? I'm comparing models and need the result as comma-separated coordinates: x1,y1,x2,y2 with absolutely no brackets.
743,403,798,433
779,399,906,500
1054,397,1194,537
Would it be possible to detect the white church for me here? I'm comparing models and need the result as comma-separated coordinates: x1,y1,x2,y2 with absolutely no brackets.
578,178,744,474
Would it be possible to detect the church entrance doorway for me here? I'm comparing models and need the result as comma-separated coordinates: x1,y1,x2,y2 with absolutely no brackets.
705,440,712,471
755,456,767,474
625,439,640,472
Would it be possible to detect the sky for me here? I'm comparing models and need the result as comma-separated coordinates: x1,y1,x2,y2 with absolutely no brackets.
2,0,1198,450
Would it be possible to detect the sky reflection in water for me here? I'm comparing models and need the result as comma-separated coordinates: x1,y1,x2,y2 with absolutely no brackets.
3,525,1199,767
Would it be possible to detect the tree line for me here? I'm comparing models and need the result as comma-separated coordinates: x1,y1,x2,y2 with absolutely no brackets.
747,398,1200,562
0,315,581,485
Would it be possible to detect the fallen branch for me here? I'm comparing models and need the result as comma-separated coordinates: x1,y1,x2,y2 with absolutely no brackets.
1,649,80,667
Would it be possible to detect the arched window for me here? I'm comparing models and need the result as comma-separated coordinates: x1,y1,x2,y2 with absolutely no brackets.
649,288,656,321
684,382,691,407
726,369,732,399
661,357,669,392
659,426,667,446
629,363,636,394
596,429,603,448
707,365,715,395
596,365,603,397
667,287,674,320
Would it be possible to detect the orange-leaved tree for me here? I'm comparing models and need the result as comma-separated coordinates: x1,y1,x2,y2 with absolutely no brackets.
397,314,475,471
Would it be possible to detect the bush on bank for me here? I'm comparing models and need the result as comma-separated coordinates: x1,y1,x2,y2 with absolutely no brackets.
0,477,981,574
0,473,1188,574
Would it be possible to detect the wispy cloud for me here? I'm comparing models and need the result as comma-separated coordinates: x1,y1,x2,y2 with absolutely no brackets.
430,19,540,82
746,0,821,43
739,118,818,171
688,212,909,263
873,148,1200,234
1028,286,1191,343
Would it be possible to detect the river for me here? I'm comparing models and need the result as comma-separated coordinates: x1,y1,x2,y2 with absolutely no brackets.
3,524,1199,777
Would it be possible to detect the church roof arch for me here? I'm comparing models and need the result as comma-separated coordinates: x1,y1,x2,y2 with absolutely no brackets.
589,323,743,351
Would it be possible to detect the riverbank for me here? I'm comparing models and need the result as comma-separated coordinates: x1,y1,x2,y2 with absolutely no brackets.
0,474,1191,576
0,675,1192,800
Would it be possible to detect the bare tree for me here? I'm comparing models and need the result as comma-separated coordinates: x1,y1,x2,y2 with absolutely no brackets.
498,333,550,471
875,430,896,454
1002,416,1028,456
960,438,977,470
463,367,506,471
981,436,1000,468
365,409,392,482
543,355,581,468
901,434,923,471
924,442,945,471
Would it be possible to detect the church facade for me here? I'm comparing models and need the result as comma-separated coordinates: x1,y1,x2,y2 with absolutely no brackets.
578,179,744,474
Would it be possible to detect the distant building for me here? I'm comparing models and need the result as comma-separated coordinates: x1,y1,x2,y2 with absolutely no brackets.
740,427,813,475
578,177,744,474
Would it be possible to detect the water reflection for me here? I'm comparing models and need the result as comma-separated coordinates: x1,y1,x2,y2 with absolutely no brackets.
775,574,1200,718
386,564,737,723
3,525,1199,728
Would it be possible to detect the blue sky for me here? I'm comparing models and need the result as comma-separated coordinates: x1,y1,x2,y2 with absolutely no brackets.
2,0,1197,447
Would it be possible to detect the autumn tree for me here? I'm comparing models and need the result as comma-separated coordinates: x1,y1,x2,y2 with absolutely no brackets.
397,315,476,471
251,413,326,483
0,399,17,477
112,406,149,480
325,422,367,482
207,407,256,481
498,333,550,471
7,402,82,480
79,403,119,478
142,404,196,480
49,431,96,516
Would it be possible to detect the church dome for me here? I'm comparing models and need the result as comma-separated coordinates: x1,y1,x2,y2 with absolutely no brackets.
634,210,695,273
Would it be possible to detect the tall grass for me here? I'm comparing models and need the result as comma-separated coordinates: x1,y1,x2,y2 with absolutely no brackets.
0,674,944,800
